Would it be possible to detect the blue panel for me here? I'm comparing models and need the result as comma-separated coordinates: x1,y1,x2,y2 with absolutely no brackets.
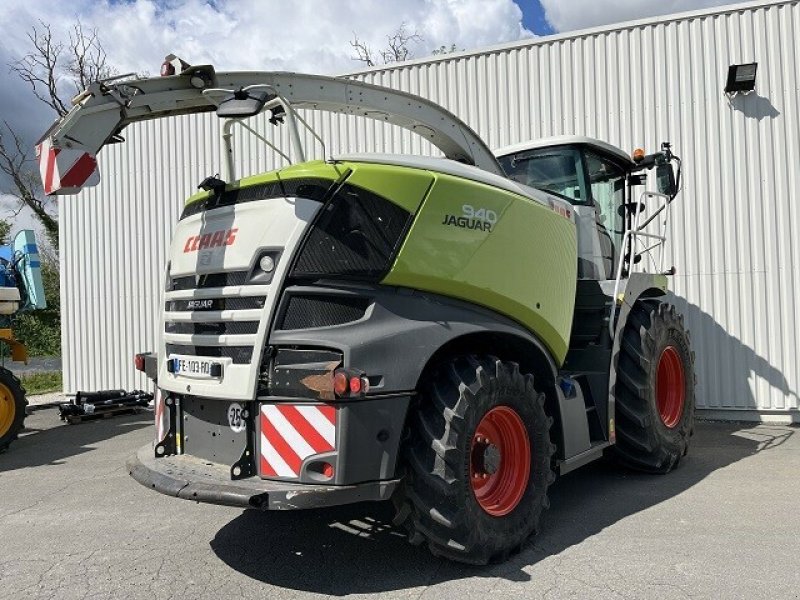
12,230,46,311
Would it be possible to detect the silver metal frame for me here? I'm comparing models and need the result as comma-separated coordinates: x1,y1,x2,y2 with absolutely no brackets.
608,191,672,338
40,66,504,195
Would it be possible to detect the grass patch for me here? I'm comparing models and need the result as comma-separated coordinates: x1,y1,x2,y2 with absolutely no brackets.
20,371,63,395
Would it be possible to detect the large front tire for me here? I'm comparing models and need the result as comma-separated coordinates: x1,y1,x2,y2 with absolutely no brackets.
0,367,27,452
395,356,555,564
614,301,696,473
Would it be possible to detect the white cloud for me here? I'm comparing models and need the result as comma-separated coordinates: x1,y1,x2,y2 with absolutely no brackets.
540,0,739,32
0,0,530,220
0,0,531,79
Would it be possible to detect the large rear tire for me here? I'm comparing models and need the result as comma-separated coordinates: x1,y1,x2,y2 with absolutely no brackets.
614,300,695,473
395,356,555,564
0,367,27,452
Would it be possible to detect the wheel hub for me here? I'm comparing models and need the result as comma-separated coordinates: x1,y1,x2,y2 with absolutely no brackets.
656,345,686,429
482,444,501,475
470,406,531,517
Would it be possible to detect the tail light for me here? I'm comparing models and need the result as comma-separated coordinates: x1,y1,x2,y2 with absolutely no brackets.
332,368,369,399
134,353,146,372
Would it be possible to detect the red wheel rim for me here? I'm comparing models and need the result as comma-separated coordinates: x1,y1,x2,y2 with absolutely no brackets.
656,346,686,428
470,406,530,517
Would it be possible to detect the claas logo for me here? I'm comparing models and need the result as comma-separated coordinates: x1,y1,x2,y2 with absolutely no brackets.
183,228,238,253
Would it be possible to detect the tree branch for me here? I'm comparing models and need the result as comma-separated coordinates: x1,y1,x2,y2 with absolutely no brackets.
0,122,59,248
380,22,422,64
350,33,375,67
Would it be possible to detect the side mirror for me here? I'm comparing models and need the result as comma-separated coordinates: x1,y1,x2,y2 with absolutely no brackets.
216,89,274,119
656,163,677,197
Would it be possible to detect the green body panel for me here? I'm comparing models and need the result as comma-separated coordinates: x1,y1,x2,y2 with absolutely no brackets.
383,173,577,364
341,163,434,214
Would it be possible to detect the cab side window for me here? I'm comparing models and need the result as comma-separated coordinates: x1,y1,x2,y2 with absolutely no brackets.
585,152,626,253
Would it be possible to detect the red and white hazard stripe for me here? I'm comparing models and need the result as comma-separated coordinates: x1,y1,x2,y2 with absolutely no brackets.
259,404,336,478
154,388,169,444
35,138,100,195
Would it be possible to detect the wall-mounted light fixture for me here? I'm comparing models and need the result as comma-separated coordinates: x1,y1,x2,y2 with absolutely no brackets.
724,63,758,97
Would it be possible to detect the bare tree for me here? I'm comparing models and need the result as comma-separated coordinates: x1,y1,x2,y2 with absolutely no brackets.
0,124,58,244
351,22,422,67
350,33,376,67
11,21,114,118
1,20,115,249
380,23,422,64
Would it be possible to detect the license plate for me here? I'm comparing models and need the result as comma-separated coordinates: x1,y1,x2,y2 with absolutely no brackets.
169,355,222,379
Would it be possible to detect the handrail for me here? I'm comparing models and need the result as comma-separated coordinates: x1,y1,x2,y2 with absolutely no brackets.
608,191,672,339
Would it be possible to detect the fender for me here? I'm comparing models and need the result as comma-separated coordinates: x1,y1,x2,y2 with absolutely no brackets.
269,284,559,395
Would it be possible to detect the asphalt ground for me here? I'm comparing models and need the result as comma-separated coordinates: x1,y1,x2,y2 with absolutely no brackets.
1,411,798,600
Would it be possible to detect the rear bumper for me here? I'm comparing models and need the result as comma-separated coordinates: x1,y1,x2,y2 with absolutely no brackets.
127,444,400,510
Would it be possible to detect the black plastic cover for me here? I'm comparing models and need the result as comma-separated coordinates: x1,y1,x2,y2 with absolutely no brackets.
278,294,370,330
289,183,412,281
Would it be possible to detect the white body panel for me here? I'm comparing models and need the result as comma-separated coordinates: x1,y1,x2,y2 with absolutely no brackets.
158,196,320,400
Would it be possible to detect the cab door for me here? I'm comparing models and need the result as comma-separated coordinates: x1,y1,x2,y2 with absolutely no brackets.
583,151,628,279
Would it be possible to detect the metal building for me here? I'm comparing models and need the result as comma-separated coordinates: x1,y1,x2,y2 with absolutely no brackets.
59,0,800,422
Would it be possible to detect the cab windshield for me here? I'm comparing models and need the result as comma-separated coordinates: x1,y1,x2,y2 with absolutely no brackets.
498,147,589,205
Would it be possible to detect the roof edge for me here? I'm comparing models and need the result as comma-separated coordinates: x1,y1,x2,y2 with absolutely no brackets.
342,0,794,77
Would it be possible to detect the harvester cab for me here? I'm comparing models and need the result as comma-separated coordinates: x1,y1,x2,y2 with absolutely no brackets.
0,230,46,451
497,137,681,283
36,59,695,564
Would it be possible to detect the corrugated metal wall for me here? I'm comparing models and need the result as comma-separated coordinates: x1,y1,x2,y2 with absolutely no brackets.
60,0,800,420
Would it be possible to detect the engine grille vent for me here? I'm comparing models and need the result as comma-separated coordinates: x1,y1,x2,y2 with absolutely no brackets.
169,271,249,291
164,321,260,336
278,295,370,330
180,177,334,220
290,183,411,281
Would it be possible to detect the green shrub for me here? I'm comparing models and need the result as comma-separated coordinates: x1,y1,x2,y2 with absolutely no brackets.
10,258,61,357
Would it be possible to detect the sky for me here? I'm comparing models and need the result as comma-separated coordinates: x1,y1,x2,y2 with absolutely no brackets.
0,0,743,233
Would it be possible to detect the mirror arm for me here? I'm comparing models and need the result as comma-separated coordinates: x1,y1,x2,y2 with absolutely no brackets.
222,120,235,181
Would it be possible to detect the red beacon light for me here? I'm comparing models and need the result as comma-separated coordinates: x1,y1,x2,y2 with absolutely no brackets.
160,53,190,77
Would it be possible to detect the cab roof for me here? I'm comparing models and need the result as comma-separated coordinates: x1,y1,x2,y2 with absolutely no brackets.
494,136,634,166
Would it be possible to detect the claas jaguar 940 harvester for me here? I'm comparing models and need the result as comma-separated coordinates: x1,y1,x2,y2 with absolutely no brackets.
38,59,694,563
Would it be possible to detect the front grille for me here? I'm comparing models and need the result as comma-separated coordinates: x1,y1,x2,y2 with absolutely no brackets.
278,295,370,330
165,296,266,312
164,321,260,335
169,271,249,291
165,344,253,364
